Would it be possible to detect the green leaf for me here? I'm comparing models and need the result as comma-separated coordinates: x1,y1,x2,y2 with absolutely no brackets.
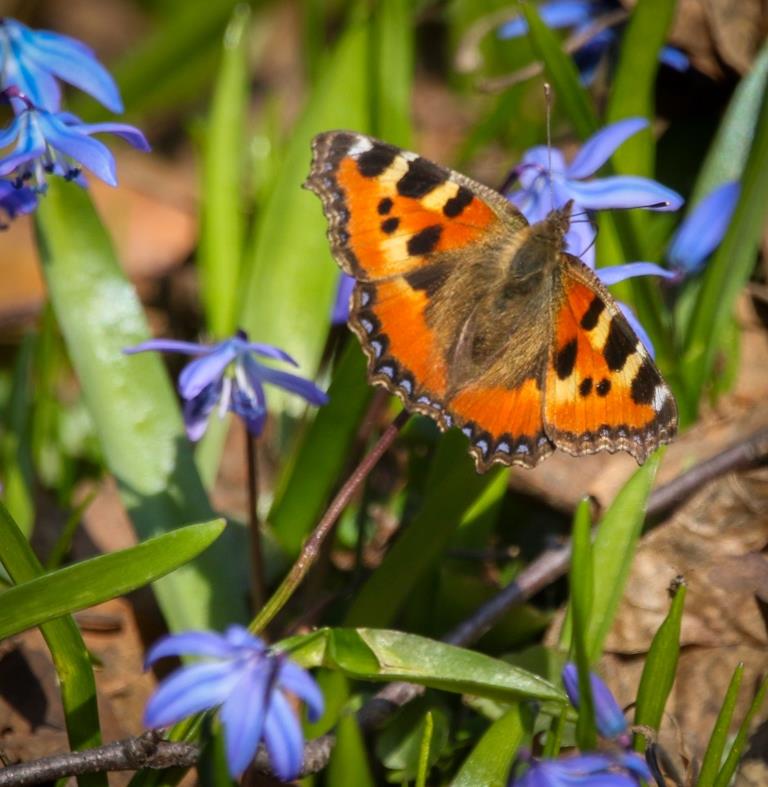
698,662,744,787
521,5,598,139
569,499,597,750
344,433,505,628
680,79,768,416
286,627,567,704
0,501,105,787
606,0,677,176
269,342,373,554
453,704,528,787
35,180,247,631
240,19,371,393
327,711,375,787
0,520,226,640
633,580,686,748
415,710,434,787
199,5,251,337
714,674,768,787
585,451,661,662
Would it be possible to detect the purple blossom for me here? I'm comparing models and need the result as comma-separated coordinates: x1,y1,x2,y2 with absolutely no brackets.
0,178,36,225
498,0,689,85
332,272,355,325
144,625,324,780
510,752,648,786
0,17,123,113
0,88,149,190
667,181,740,275
124,330,328,441
562,663,627,740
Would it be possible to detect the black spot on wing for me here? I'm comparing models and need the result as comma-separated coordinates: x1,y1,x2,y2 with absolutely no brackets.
407,224,443,256
443,186,474,217
580,296,605,330
357,144,398,177
555,338,577,380
404,263,450,297
631,361,657,405
377,197,393,215
397,157,446,198
579,377,592,396
381,217,400,234
596,378,611,396
603,318,634,372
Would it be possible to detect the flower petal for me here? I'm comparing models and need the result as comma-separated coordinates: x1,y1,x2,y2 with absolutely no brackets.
263,690,305,781
220,666,271,777
24,28,124,112
332,273,355,324
667,181,740,274
564,175,683,211
144,630,235,666
256,365,329,406
0,116,46,177
183,380,222,441
178,342,238,399
277,661,325,722
223,624,267,651
123,339,211,356
39,113,117,186
618,301,655,358
618,751,652,781
243,342,298,366
566,118,648,179
498,0,598,38
659,45,689,72
596,261,677,286
562,663,627,738
71,121,150,151
144,662,241,727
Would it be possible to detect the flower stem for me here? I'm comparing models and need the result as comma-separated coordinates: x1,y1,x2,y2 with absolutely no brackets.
250,408,410,634
246,429,265,612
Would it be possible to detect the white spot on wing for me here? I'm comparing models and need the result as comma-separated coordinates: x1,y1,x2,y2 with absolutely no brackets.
371,340,383,358
347,137,373,157
653,385,668,411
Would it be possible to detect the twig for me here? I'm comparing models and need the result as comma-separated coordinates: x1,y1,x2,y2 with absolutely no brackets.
4,426,766,785
249,409,410,634
0,732,197,786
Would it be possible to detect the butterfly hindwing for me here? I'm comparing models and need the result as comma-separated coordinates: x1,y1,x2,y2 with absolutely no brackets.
543,255,677,462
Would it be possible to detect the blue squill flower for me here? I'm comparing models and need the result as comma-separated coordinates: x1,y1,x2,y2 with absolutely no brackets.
144,625,324,780
498,0,689,86
667,181,740,275
507,117,683,268
562,663,628,740
332,272,355,325
510,752,649,786
0,88,149,190
0,17,123,112
0,178,36,225
124,330,328,441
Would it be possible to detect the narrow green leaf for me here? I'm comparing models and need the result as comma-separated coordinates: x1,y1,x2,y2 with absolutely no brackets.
327,711,375,787
35,180,247,630
521,5,598,139
606,0,677,175
344,434,504,628
286,627,567,704
269,342,373,554
199,5,251,337
569,499,597,750
240,19,371,391
714,674,768,787
698,662,744,787
415,710,434,787
0,520,225,640
0,502,105,787
453,704,528,787
681,82,768,415
586,451,661,662
633,580,686,748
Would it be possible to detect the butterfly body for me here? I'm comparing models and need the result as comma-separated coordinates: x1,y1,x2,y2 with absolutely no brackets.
306,131,677,472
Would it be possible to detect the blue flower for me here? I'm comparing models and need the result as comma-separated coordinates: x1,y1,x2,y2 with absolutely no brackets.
0,178,36,225
510,752,649,786
507,117,683,269
144,625,324,780
562,663,627,740
0,17,123,112
331,273,355,325
667,181,740,275
124,330,329,441
0,88,149,190
498,0,689,85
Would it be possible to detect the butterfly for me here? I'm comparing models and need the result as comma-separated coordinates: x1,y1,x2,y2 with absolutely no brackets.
305,131,677,472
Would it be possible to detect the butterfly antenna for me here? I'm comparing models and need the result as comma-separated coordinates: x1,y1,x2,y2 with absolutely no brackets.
544,82,555,212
